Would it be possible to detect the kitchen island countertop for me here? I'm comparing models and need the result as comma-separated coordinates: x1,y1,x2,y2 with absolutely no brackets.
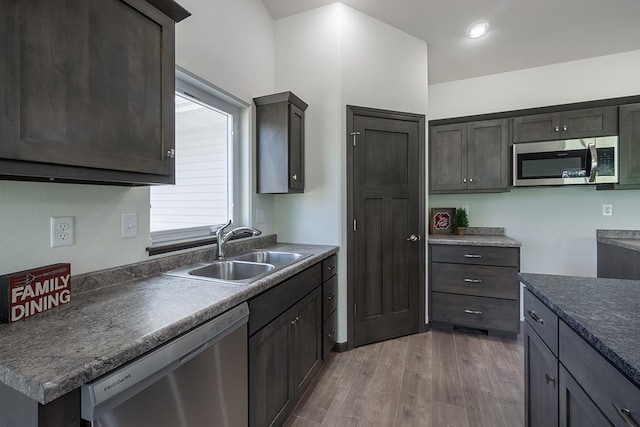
0,242,337,404
519,272,640,390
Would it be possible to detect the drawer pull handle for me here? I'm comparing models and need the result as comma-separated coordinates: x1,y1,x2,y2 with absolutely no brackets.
544,373,556,385
291,316,300,326
613,403,639,427
327,293,336,301
464,278,483,284
327,328,336,339
327,265,336,271
464,309,483,315
464,254,482,258
527,310,545,325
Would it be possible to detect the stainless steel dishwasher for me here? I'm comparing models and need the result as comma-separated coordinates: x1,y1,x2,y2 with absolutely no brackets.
81,303,249,427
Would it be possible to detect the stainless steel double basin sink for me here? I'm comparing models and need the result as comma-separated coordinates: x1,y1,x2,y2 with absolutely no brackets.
165,250,309,285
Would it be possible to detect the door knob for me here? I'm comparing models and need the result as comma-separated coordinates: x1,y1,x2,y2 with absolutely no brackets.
406,234,421,242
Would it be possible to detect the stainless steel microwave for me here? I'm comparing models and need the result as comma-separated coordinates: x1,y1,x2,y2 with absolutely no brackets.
513,136,618,187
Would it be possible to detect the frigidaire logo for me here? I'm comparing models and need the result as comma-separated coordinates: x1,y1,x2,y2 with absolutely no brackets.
104,373,132,392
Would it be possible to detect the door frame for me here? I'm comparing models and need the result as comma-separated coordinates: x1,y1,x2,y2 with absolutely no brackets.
346,105,427,350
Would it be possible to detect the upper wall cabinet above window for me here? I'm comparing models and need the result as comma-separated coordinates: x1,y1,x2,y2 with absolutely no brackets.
513,106,617,143
0,0,189,185
255,92,308,194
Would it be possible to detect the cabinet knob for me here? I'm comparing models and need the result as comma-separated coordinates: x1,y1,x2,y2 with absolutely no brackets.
545,373,556,385
463,178,467,183
554,126,560,132
469,178,473,183
166,148,175,159
292,174,298,181
612,403,638,427
563,125,568,131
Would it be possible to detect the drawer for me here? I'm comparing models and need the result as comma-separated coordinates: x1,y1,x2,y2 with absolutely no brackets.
322,275,338,320
322,254,338,281
524,289,558,356
248,263,322,336
431,263,518,300
430,245,519,267
431,292,520,333
560,321,640,427
323,310,337,359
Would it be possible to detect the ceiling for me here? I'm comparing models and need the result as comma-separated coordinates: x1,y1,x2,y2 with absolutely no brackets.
261,0,640,84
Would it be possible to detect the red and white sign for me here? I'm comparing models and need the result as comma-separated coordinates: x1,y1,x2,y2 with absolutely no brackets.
0,263,71,323
434,212,451,230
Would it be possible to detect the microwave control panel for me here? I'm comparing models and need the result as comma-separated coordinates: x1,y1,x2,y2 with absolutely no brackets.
597,147,615,176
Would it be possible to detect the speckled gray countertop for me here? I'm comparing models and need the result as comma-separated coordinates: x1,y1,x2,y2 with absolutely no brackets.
597,229,640,252
428,227,521,248
519,273,640,389
0,242,337,404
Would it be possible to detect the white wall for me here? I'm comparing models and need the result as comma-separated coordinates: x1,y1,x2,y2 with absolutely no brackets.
273,3,428,342
0,0,276,276
429,50,640,277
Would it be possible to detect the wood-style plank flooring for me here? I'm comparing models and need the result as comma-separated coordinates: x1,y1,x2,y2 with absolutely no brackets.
286,327,524,427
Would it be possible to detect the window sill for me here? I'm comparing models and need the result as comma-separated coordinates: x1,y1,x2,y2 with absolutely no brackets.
146,231,254,256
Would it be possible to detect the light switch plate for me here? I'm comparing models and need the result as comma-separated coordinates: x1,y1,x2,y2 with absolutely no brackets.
121,213,138,239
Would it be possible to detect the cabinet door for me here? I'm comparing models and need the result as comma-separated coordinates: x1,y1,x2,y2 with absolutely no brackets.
288,103,305,191
619,103,640,186
249,310,293,427
467,119,510,191
525,322,558,427
513,113,559,143
559,365,612,427
291,288,322,396
0,0,175,179
430,123,468,192
559,107,617,139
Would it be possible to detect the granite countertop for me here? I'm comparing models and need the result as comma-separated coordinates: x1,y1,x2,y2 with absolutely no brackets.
519,273,640,389
597,229,640,252
428,227,521,248
0,242,338,404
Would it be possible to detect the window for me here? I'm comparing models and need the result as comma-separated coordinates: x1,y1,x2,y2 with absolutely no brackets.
150,71,240,245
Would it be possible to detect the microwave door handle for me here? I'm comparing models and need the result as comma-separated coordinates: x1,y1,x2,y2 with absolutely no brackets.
588,143,598,183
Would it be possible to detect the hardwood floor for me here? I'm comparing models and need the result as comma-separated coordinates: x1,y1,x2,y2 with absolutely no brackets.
286,327,524,427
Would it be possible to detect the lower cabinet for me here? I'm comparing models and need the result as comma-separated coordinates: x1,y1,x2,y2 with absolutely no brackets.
525,290,640,427
248,262,326,427
597,242,640,279
524,322,558,427
558,365,611,427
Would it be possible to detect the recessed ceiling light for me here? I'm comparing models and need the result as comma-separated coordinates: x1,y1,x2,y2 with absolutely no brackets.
466,20,490,39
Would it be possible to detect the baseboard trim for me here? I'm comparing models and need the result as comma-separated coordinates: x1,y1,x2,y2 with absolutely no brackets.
334,342,349,353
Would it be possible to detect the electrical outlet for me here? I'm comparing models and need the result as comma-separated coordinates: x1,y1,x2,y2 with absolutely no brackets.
51,217,75,248
121,213,138,239
602,204,613,216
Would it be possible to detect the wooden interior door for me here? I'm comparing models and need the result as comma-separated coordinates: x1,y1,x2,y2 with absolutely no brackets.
347,106,425,348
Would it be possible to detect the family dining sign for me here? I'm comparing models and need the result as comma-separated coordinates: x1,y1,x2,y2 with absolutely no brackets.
0,263,71,323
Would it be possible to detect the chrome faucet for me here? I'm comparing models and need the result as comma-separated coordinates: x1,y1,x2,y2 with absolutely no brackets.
215,220,262,260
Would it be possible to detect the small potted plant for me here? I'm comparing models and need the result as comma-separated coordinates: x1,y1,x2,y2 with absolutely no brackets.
455,208,469,236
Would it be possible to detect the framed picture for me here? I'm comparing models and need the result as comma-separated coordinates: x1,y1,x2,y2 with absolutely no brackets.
429,207,455,234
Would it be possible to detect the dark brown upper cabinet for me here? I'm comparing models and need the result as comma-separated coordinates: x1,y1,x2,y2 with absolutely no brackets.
0,0,189,185
430,119,510,194
618,103,640,186
513,106,617,143
255,92,308,194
